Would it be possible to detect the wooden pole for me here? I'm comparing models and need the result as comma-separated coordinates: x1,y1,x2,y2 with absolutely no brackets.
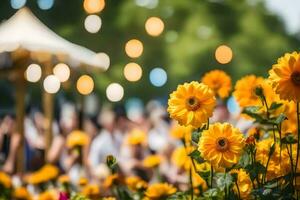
42,61,53,161
15,68,26,173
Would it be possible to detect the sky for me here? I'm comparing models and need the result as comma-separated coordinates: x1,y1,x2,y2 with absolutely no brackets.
265,0,300,34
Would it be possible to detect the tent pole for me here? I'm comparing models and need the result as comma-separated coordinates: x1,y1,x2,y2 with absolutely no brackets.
15,68,26,173
42,61,53,162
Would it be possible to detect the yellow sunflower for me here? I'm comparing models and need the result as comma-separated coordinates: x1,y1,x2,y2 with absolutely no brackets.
25,164,59,185
103,174,119,188
168,81,216,128
201,70,232,99
230,169,252,199
256,139,290,180
142,155,162,168
144,183,176,200
13,187,32,200
198,123,245,168
125,176,148,191
127,129,147,146
169,122,192,144
268,52,300,101
171,146,195,171
0,172,11,188
66,130,90,149
58,175,70,185
38,191,57,200
233,75,277,108
81,184,100,198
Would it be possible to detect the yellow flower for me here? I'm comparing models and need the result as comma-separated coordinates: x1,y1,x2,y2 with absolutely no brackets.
201,70,232,99
191,169,207,191
143,155,162,168
144,183,176,200
0,171,11,188
81,184,100,198
281,101,297,136
168,81,216,128
171,146,195,171
14,187,32,200
103,174,119,188
198,123,244,168
102,197,116,200
25,164,59,185
256,139,291,180
268,52,300,101
230,169,252,199
38,191,57,200
66,130,89,149
58,175,70,185
78,177,88,186
170,123,192,144
233,75,276,108
127,129,147,146
125,176,148,191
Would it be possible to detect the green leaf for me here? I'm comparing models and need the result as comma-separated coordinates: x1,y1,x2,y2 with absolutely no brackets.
216,173,233,190
189,149,200,158
281,134,297,144
242,106,264,122
273,113,287,125
269,102,283,110
192,131,201,143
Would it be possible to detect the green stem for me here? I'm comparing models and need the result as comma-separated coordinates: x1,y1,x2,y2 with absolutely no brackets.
235,181,241,200
189,167,194,200
295,102,300,183
210,165,214,188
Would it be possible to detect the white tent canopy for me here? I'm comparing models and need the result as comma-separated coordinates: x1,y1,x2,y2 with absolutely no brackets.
0,7,108,70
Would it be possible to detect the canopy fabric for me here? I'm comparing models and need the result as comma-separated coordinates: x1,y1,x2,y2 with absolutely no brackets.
0,7,107,70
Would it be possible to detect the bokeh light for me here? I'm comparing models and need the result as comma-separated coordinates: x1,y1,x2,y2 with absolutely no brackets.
135,0,158,9
37,0,54,10
10,0,26,9
25,64,42,83
125,39,143,58
76,75,94,95
123,62,142,82
215,45,233,64
149,68,167,87
84,15,102,34
83,0,105,14
145,17,164,37
53,63,70,82
94,52,110,70
106,83,124,102
227,96,241,116
43,75,60,94
125,98,144,122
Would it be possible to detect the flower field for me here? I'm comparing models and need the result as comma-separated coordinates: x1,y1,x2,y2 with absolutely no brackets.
0,52,300,199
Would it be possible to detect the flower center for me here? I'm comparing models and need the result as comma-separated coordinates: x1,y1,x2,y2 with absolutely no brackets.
291,72,300,85
186,97,201,111
216,137,229,152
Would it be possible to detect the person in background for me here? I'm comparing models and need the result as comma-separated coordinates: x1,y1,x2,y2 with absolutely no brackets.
0,114,21,174
25,108,59,171
47,103,78,171
83,115,101,178
88,106,122,181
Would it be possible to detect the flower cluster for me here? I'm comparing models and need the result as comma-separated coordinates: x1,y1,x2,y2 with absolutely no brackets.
1,52,300,199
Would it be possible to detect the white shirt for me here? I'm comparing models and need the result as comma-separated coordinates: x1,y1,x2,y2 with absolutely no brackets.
88,129,120,170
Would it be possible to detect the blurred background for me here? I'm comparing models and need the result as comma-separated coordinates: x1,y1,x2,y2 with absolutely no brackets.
0,0,299,110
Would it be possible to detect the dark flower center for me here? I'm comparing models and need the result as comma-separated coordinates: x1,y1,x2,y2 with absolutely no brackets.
291,72,300,85
216,137,229,152
186,97,201,111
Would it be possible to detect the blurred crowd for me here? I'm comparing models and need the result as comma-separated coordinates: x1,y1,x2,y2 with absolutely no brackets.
0,100,251,188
